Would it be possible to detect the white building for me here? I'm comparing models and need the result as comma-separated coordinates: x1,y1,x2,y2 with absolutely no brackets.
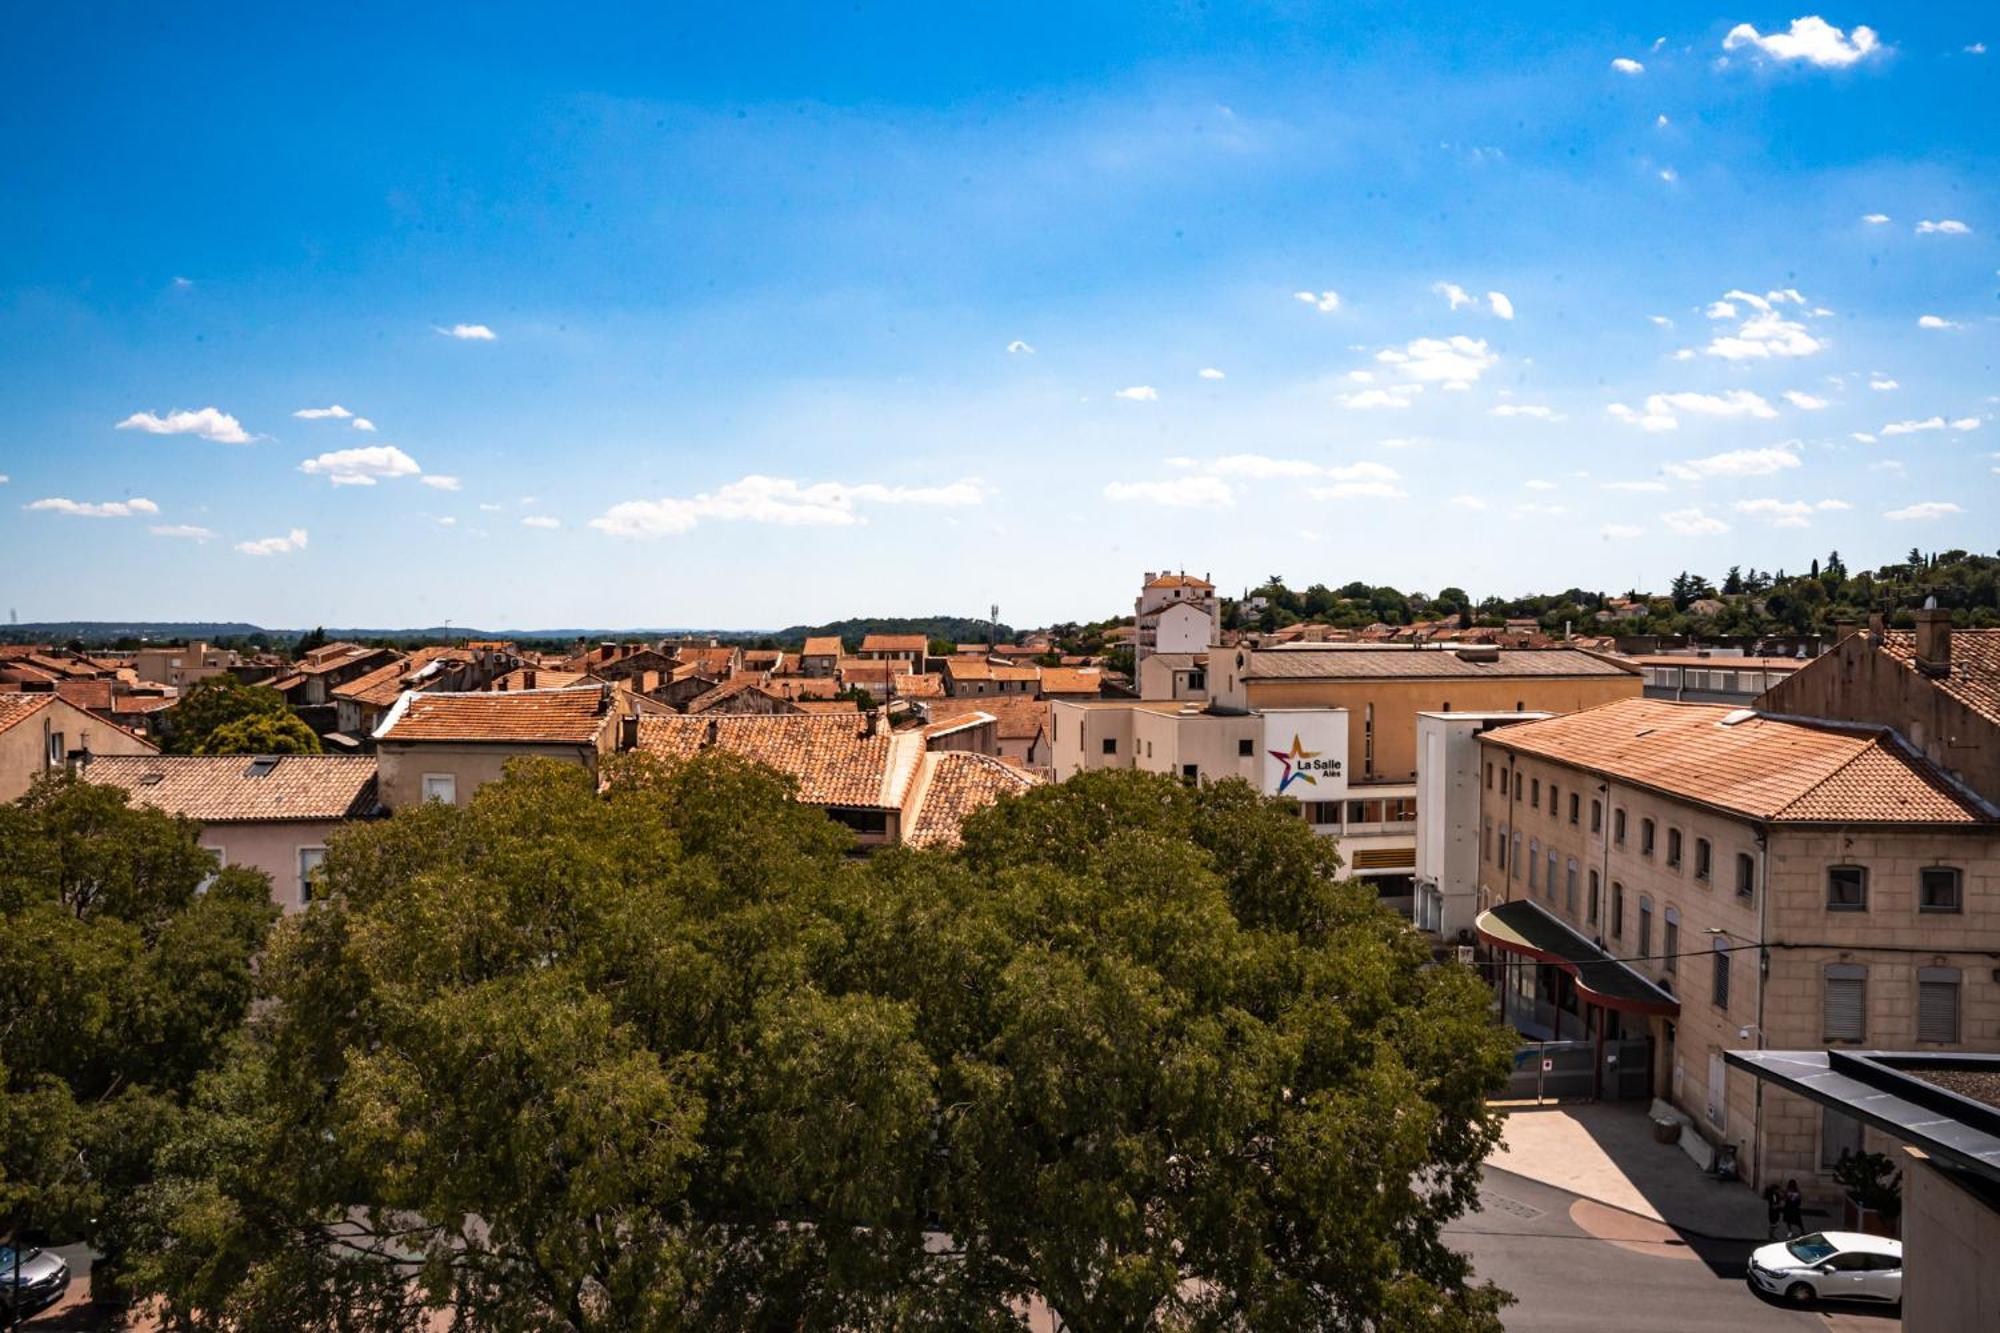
1134,571,1220,665
1412,711,1549,940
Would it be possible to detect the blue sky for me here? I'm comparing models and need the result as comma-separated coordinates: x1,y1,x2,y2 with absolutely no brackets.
2,5,1993,630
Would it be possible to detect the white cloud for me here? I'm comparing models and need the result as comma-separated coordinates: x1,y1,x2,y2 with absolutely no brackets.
1523,478,1556,490
171,275,193,289
1782,390,1829,410
1447,495,1487,510
1293,290,1340,312
521,515,561,530
1869,376,1899,391
1658,167,1678,184
1208,454,1325,479
1705,300,1739,320
26,496,160,518
436,517,457,528
1862,212,1891,224
478,502,503,512
1648,315,1674,328
1114,385,1158,401
1879,416,1981,436
1672,348,1697,361
1661,507,1730,536
1722,16,1882,67
1339,384,1423,409
1918,315,1959,330
1433,282,1474,310
1608,389,1778,431
1308,461,1407,500
149,524,217,541
421,475,462,491
1601,523,1646,539
1102,476,1235,508
1377,335,1497,386
1664,445,1803,480
1916,219,1971,235
1490,403,1562,420
1007,339,1035,354
1967,42,1987,54
438,323,497,340
1952,417,1983,431
116,407,252,444
292,405,353,420
236,528,308,556
350,417,376,432
1611,57,1645,74
1870,459,1905,473
299,444,423,486
1487,291,1515,320
1198,367,1226,380
1732,498,1849,528
592,474,991,536
1851,432,1879,444
1377,436,1425,449
1702,290,1825,360
1602,480,1670,492
1884,501,1962,521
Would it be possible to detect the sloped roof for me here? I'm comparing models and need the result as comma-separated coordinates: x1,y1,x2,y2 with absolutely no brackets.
892,672,946,698
929,695,1046,741
903,751,1040,847
1243,647,1637,681
87,754,379,823
859,633,928,653
375,686,616,745
1037,667,1102,695
333,646,464,707
634,713,921,809
1880,629,2000,729
1481,697,1995,826
801,635,844,657
0,693,56,734
1144,573,1213,590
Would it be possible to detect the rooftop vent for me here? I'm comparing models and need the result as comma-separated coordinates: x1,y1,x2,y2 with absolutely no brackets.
1453,646,1501,664
243,757,280,778
1720,708,1757,727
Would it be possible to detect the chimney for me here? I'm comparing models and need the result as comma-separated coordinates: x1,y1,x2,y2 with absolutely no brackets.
1867,613,1885,646
619,714,640,751
1833,617,1858,644
1914,604,1952,677
703,718,719,748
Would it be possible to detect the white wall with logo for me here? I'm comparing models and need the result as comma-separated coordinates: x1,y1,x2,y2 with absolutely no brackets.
1256,708,1349,801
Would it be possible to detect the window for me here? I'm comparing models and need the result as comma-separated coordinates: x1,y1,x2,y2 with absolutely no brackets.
1101,737,1118,756
830,808,890,836
1486,761,1494,789
1528,839,1540,890
1662,907,1679,974
1568,792,1580,825
1918,967,1961,1043
1549,783,1558,816
1305,801,1340,826
1637,896,1653,958
1706,1051,1727,1131
1694,838,1712,882
1711,938,1731,1010
1238,737,1254,757
1547,851,1558,902
1587,869,1600,925
421,773,457,804
1180,763,1199,783
1735,852,1756,900
1613,808,1626,845
1919,866,1963,914
1510,831,1521,876
1496,825,1508,870
1564,858,1577,912
1610,882,1624,939
1820,1106,1864,1169
1590,799,1602,834
47,730,65,766
1824,964,1867,1042
1484,818,1493,862
1640,818,1656,857
1826,865,1868,912
297,846,327,905
1665,828,1682,869
1530,778,1540,808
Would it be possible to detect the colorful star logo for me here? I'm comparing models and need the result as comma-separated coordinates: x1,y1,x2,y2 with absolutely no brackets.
1268,733,1321,794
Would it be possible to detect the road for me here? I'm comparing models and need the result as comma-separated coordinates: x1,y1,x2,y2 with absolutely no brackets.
1453,1167,1900,1333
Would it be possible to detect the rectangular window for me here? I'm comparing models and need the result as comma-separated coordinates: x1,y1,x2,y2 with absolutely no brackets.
1496,826,1508,870
1548,783,1558,817
1824,965,1866,1042
1662,911,1679,974
1485,761,1493,789
1610,883,1624,939
1820,1106,1864,1169
1238,737,1254,757
1711,938,1731,1010
1305,801,1340,826
1613,808,1626,845
1694,838,1712,882
1101,738,1118,756
297,846,327,905
1484,818,1493,862
1588,870,1600,925
1180,763,1199,782
1918,968,1961,1043
1499,769,1509,797
1640,819,1656,857
1919,866,1963,914
421,773,457,804
1826,865,1868,912
1511,831,1521,876
1666,828,1682,869
1530,778,1540,808
1564,858,1577,913
1591,799,1602,834
1528,839,1540,889
1547,851,1558,902
48,730,65,766
1637,898,1652,958
1735,852,1755,900
1568,792,1580,825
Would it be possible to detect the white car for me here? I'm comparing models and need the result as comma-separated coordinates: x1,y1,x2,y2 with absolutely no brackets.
1747,1231,1903,1307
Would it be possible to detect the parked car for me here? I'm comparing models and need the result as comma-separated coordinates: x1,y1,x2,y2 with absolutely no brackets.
0,1243,72,1318
1746,1231,1902,1306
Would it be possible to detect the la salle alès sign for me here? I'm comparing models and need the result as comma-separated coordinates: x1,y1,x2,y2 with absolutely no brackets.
1257,709,1349,801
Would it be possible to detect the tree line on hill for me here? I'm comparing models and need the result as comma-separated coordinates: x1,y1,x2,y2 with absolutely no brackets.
2,756,1514,1331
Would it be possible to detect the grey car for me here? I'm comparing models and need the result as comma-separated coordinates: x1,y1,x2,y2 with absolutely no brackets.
0,1244,72,1319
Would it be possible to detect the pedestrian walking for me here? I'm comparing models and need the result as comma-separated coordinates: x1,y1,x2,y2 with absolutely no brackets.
1764,1184,1784,1239
1781,1179,1805,1238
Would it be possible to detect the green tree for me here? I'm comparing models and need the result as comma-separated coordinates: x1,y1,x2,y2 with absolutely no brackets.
293,626,329,655
169,676,298,754
195,710,323,755
128,759,1513,1331
0,773,277,1287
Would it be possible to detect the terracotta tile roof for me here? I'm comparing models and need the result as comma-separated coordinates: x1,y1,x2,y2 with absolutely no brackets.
942,658,1039,682
111,694,177,715
0,693,55,734
375,686,617,745
296,643,381,674
1482,698,1995,826
838,658,896,684
635,714,921,808
87,754,379,822
491,667,592,692
1037,667,1102,696
923,709,995,740
765,675,841,700
893,672,946,698
1621,654,1806,671
55,680,115,712
793,699,861,714
678,646,738,673
930,696,1046,741
333,647,464,707
683,677,779,713
1243,647,1638,681
1144,573,1213,590
859,633,928,653
902,751,1040,847
1880,630,2000,729
801,636,844,658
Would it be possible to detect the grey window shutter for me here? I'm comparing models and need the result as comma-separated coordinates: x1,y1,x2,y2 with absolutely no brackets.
1824,970,1865,1042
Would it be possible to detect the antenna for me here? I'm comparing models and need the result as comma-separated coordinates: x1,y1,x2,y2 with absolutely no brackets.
990,602,999,649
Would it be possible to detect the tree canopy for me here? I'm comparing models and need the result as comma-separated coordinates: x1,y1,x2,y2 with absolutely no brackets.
194,710,323,756
170,676,320,755
0,773,277,1284
126,756,1513,1331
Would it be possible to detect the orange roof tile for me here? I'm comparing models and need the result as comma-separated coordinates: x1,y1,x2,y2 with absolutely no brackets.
893,672,946,698
0,693,55,734
1143,573,1214,590
1880,629,2000,729
902,751,1040,847
1036,667,1102,696
635,713,919,808
1483,697,1994,826
859,633,928,653
930,695,1046,741
801,636,844,657
87,754,378,822
376,687,616,745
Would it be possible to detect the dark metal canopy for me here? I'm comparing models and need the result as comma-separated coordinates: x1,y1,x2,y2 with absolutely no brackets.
1474,898,1681,1016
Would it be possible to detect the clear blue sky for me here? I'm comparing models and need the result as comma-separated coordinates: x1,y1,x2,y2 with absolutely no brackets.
2,4,1993,629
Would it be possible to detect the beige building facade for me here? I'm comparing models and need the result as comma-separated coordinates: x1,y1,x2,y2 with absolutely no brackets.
0,694,157,802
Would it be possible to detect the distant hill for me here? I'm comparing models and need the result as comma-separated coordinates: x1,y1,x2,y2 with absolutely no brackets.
0,615,1016,650
770,615,1014,650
